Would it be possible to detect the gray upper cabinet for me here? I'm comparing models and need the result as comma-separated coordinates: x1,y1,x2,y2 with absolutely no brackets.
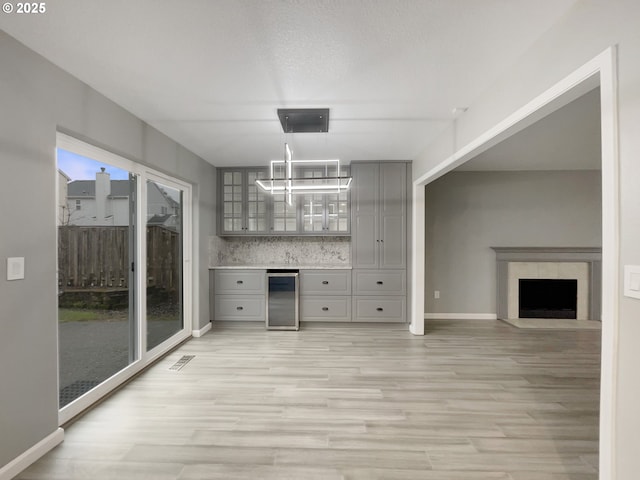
218,168,269,235
270,192,299,234
352,162,407,269
218,166,350,236
300,166,350,235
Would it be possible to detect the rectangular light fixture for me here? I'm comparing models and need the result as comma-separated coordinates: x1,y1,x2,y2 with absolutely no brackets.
255,158,352,195
256,142,351,206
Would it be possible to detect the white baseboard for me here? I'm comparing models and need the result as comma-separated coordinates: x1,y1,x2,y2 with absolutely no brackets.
0,428,64,480
192,321,212,337
425,313,498,320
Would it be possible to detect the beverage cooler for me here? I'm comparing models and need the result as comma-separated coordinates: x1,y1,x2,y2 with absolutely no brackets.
266,270,299,330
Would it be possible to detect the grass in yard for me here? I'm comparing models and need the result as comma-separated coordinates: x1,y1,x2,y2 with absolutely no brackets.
58,308,127,323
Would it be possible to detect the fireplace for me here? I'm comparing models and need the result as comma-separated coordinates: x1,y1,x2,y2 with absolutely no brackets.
518,279,577,319
491,247,602,322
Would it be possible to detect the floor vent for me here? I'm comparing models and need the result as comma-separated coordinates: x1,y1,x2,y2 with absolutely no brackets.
169,355,195,371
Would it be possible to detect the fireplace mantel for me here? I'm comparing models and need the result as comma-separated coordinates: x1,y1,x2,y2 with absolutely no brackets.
491,247,602,262
491,247,602,321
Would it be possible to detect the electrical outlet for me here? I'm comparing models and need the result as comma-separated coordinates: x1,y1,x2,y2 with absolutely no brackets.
434,290,440,299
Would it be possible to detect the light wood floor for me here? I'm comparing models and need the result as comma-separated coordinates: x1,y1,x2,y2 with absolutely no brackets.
17,320,600,479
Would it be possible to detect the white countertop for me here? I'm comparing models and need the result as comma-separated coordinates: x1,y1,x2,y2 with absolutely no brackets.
210,264,352,270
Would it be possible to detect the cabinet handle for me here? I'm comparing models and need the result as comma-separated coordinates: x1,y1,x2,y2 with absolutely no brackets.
376,307,384,312
322,307,329,311
322,280,329,285
237,280,243,284
380,239,384,243
236,306,244,311
376,281,384,285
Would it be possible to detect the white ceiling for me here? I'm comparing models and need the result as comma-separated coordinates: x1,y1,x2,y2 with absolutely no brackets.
0,0,580,167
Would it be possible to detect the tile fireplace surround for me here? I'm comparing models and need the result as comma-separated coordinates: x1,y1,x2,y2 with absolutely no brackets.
492,247,602,321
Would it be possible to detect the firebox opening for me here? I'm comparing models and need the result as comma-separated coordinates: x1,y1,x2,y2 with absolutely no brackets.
518,279,577,319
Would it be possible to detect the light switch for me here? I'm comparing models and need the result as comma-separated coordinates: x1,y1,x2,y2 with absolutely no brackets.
7,257,25,281
624,265,640,299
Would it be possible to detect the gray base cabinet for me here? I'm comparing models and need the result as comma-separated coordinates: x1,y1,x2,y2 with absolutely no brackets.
213,269,266,321
300,269,351,322
300,296,352,322
352,269,407,322
215,295,265,321
352,296,406,323
352,270,406,296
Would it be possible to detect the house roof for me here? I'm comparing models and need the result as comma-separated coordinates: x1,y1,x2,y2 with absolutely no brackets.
147,214,176,227
67,180,131,198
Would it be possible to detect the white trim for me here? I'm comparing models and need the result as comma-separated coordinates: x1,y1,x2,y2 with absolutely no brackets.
192,321,212,337
409,183,425,335
410,47,618,478
0,428,64,480
424,313,498,320
57,132,138,173
597,46,619,480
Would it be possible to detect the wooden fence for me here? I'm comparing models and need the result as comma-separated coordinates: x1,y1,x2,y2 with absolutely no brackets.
58,225,180,293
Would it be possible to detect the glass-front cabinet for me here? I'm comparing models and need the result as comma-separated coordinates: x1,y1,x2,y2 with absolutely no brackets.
272,193,298,233
219,168,269,235
221,170,243,233
301,166,350,234
218,166,350,236
326,190,350,233
246,170,268,233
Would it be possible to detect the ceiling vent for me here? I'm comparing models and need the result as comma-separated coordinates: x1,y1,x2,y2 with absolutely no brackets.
277,108,329,133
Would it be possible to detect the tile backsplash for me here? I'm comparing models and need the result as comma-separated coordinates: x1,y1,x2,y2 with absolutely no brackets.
210,236,351,266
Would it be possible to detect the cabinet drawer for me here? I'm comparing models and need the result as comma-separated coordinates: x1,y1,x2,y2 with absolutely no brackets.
214,295,265,321
214,270,266,295
300,270,351,295
300,296,351,322
352,296,406,323
352,270,406,295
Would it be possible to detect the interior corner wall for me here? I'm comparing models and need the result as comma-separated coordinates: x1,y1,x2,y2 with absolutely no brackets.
413,1,640,476
424,170,602,315
0,31,216,469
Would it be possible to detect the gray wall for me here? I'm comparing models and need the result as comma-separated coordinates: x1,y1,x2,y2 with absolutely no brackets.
0,32,216,467
424,170,602,314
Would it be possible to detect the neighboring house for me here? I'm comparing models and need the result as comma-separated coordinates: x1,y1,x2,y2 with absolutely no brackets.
147,213,179,229
146,182,180,225
66,169,178,227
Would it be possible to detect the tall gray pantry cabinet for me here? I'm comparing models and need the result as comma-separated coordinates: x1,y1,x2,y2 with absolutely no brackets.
351,162,410,322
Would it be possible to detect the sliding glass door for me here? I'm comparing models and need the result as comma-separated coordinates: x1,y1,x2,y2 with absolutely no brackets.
56,149,138,408
146,179,184,351
56,133,192,421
